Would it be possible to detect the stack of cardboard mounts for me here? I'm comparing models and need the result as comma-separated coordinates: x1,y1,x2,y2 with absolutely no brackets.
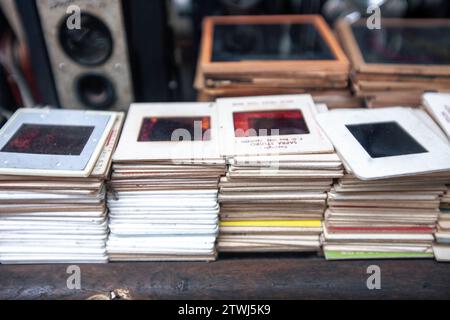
317,107,450,260
196,15,363,109
336,19,450,108
423,93,450,261
216,95,343,253
0,109,123,264
434,185,450,262
107,103,226,261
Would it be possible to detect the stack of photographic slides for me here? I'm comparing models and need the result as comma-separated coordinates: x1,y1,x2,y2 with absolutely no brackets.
336,19,450,108
216,95,343,253
317,107,450,260
196,15,364,109
107,103,226,261
435,186,450,262
0,108,122,264
423,93,450,261
422,93,450,141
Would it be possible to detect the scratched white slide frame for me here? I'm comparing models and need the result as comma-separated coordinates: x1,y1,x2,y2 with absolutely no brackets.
317,107,450,180
0,109,116,178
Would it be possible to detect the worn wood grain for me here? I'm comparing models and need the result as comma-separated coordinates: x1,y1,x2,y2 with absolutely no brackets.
0,255,449,300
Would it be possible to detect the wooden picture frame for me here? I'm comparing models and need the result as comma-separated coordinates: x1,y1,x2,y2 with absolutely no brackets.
336,19,450,76
200,15,349,75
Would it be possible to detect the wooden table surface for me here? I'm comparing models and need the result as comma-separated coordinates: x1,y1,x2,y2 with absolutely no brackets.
1,254,449,300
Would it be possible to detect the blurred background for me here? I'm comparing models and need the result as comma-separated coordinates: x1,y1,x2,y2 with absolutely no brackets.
0,0,449,125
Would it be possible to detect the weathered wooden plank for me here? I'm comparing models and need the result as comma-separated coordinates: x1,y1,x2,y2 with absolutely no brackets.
0,256,449,300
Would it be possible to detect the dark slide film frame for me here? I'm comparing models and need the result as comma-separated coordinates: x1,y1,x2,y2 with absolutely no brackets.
233,110,310,137
138,117,211,142
346,122,428,159
2,124,95,156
